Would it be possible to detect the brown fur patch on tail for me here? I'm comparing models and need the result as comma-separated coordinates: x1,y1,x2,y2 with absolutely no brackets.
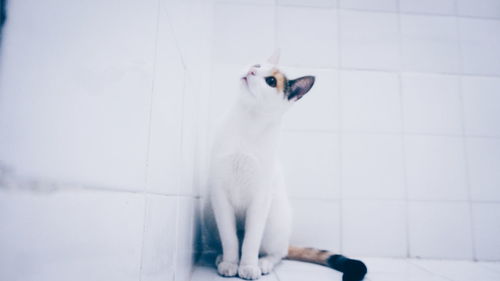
286,246,368,281
286,246,332,266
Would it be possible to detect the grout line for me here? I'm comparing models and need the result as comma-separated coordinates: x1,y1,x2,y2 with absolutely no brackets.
479,263,500,274
6,180,499,204
0,180,201,199
273,0,278,50
273,270,282,281
213,63,500,79
179,70,188,197
214,0,500,21
407,260,456,281
172,196,181,281
161,1,187,70
143,0,163,195
455,10,478,261
274,2,500,21
452,0,459,18
282,128,500,139
335,0,343,254
288,197,500,204
139,1,162,280
395,0,412,259
212,61,500,79
138,194,150,281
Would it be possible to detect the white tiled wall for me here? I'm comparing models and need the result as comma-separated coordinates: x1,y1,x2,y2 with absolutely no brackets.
0,0,212,280
206,0,500,261
2,3,499,278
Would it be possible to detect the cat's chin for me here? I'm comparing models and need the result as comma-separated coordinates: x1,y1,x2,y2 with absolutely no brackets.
240,78,255,97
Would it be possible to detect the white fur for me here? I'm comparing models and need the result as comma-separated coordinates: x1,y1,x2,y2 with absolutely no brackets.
205,54,311,280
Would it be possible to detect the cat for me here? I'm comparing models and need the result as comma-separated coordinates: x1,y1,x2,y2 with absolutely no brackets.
204,50,367,281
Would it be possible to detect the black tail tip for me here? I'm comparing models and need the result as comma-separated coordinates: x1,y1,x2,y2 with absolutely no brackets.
327,255,367,281
342,259,367,281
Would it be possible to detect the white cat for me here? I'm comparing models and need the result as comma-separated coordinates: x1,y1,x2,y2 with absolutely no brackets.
204,51,367,281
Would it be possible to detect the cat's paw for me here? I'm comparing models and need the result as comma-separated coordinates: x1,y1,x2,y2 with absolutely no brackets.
238,264,262,280
217,261,238,277
258,258,274,275
215,254,223,266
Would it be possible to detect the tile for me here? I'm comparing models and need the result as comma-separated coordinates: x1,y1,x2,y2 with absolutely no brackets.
401,15,460,73
191,264,280,281
340,10,400,70
342,200,407,257
461,76,500,137
0,190,145,281
192,197,204,255
218,0,275,4
290,199,341,252
175,197,197,281
180,78,201,197
340,70,402,133
277,7,339,67
280,132,340,199
411,259,500,281
146,13,184,195
367,271,449,281
472,203,500,260
341,134,405,200
480,262,500,273
278,0,337,8
361,257,423,274
275,260,342,281
339,0,398,12
457,0,500,18
164,0,212,75
208,63,245,131
466,137,500,201
0,0,158,191
141,195,178,281
408,202,473,259
282,68,339,131
213,3,275,64
459,18,500,75
401,73,462,135
404,135,468,201
399,0,456,15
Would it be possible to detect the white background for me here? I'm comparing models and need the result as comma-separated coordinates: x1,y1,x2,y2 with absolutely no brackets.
206,0,500,262
1,1,500,281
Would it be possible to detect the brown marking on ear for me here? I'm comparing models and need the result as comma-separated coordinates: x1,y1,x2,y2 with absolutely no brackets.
271,69,288,93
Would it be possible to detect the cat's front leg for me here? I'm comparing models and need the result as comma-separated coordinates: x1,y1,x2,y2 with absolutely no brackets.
211,189,239,277
238,196,272,280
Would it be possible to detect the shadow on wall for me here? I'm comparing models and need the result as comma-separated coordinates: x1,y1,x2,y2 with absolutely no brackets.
0,0,6,38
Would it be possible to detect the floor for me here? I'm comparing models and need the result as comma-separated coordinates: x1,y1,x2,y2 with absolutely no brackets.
191,257,500,281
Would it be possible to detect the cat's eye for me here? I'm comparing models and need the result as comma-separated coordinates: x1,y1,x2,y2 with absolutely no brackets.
265,76,277,88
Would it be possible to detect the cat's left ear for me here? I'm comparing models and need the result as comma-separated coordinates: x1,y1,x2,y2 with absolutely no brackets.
287,76,315,101
267,49,280,65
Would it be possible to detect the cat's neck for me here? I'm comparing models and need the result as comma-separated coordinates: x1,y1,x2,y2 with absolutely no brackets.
225,98,284,138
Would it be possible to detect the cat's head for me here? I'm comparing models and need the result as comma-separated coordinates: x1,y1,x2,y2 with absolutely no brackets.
238,50,315,112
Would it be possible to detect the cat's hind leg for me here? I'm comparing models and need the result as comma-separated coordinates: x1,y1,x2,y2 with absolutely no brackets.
258,194,292,274
258,255,282,275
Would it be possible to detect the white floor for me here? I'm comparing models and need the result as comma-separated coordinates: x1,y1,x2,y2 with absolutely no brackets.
191,257,500,281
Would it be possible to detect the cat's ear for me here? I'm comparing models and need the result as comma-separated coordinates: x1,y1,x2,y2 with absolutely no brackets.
267,49,281,65
287,76,315,101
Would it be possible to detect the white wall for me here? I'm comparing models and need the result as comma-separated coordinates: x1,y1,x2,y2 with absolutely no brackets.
0,1,212,281
206,0,500,261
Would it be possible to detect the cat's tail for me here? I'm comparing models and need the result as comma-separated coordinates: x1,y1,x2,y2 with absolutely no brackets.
285,246,367,281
